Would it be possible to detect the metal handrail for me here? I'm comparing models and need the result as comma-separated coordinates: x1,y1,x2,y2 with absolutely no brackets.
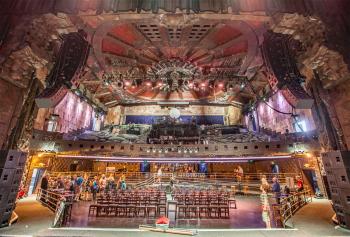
47,171,299,181
277,190,312,227
36,188,65,212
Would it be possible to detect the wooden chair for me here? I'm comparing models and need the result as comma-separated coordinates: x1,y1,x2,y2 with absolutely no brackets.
88,204,99,216
177,205,187,219
228,197,237,209
199,205,209,219
219,205,230,218
243,186,249,195
208,205,219,218
146,205,157,218
187,205,199,219
158,204,167,216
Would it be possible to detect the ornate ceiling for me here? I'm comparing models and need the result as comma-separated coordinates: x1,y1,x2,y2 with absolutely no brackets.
72,14,269,107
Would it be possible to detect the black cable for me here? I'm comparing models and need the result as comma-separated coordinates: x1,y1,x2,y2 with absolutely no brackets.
262,100,293,115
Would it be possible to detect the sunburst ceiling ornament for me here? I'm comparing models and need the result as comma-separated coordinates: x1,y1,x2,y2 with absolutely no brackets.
146,59,202,92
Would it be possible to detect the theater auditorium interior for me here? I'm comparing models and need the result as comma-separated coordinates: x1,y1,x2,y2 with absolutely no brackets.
1,1,350,237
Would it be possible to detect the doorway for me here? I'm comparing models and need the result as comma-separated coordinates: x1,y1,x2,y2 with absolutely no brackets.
303,169,320,193
69,163,78,171
28,168,45,195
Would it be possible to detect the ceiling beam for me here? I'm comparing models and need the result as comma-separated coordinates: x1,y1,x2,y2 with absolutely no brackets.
130,23,164,59
198,23,223,45
209,35,245,54
188,50,208,62
180,25,193,44
158,26,170,47
192,53,213,64
81,80,101,85
106,34,156,64
198,53,246,66
95,91,112,97
106,34,136,51
185,23,224,60
104,100,119,106
104,52,138,64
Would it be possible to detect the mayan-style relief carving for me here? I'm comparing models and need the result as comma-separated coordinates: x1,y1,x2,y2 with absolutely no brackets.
0,13,76,86
0,47,48,87
271,13,350,88
303,45,350,88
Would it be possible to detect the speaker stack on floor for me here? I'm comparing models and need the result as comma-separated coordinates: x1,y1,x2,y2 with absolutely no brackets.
0,150,27,227
321,151,350,229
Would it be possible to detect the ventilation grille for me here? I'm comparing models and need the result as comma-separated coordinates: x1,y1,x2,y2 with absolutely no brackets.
137,24,161,41
189,24,213,41
168,28,182,40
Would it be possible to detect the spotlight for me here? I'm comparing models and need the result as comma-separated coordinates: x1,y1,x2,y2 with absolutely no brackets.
124,81,131,86
200,82,206,87
218,83,224,88
146,81,152,87
117,81,123,87
158,82,163,86
103,80,110,86
240,83,245,89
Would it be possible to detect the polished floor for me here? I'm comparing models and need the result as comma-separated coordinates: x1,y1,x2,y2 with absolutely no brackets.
0,196,349,237
69,196,268,229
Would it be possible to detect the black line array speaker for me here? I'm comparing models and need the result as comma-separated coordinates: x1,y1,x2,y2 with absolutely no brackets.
321,151,350,229
0,150,27,228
